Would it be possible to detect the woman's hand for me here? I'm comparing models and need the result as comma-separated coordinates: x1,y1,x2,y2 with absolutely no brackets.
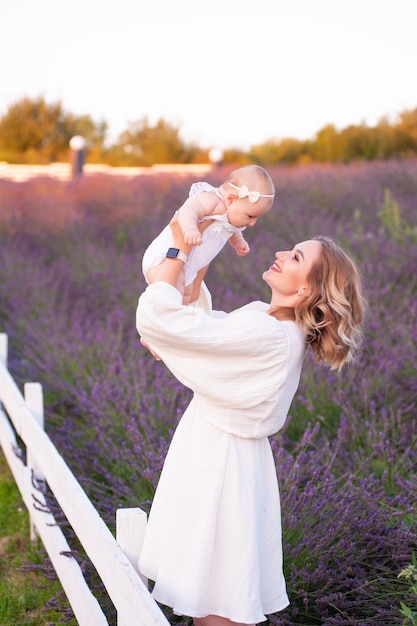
140,337,161,361
170,212,193,256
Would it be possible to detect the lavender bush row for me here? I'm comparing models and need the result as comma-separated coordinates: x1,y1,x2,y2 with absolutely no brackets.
0,160,416,625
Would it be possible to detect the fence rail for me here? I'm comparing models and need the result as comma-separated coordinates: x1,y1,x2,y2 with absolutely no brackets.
0,161,212,182
0,333,169,626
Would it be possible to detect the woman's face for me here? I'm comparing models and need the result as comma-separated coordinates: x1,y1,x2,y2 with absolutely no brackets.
263,240,322,305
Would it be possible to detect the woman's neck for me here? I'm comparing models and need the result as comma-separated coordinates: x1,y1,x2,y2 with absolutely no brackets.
268,305,296,321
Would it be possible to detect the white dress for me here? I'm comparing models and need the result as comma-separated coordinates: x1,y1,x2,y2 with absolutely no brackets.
142,182,245,286
136,282,306,623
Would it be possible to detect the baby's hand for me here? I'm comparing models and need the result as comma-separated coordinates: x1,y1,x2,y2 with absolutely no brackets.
183,228,203,246
234,240,250,256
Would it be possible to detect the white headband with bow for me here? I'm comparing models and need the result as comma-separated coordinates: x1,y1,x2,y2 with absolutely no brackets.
227,181,275,204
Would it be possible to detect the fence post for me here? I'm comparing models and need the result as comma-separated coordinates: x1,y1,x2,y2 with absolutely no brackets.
209,147,224,169
116,508,149,626
24,382,46,541
0,333,7,366
69,135,85,178
116,507,148,584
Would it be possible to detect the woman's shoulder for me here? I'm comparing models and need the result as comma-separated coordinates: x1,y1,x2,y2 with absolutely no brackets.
231,302,306,343
229,301,287,334
235,300,270,313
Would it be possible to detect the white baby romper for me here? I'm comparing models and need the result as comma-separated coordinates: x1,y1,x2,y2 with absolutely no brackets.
136,282,306,623
142,182,245,286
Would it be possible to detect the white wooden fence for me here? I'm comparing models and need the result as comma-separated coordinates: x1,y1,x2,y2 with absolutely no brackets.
0,333,169,626
0,161,212,182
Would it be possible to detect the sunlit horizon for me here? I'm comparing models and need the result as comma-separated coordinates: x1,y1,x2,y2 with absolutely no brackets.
2,0,417,150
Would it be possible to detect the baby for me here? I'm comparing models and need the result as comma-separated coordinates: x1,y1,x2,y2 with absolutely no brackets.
142,164,275,304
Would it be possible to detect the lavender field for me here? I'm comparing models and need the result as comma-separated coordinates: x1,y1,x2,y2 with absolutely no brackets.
0,160,416,625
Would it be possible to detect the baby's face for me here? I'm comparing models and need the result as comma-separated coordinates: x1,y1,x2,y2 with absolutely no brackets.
227,196,273,228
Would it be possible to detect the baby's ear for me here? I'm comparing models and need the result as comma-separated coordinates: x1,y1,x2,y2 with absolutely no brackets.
225,193,238,206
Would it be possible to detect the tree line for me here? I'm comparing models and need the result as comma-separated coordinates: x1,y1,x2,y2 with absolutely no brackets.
0,96,416,166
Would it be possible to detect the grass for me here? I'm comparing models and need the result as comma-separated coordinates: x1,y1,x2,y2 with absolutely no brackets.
0,451,76,626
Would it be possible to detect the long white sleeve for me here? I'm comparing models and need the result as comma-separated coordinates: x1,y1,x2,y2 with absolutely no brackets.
136,282,306,438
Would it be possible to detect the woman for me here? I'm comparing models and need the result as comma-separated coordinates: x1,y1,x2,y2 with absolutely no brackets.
136,216,365,626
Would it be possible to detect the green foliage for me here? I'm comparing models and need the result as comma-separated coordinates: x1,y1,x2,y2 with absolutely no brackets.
311,124,342,162
0,96,107,164
249,108,417,165
397,109,417,153
114,116,204,166
251,137,308,165
0,454,76,625
398,554,417,624
379,188,417,243
1,95,417,166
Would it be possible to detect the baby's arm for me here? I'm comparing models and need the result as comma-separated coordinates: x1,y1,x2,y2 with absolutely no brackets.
228,230,250,256
178,191,223,245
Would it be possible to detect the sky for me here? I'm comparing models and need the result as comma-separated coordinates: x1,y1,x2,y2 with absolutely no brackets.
1,0,417,151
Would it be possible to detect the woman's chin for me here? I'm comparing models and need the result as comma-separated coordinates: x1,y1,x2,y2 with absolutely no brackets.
262,269,272,282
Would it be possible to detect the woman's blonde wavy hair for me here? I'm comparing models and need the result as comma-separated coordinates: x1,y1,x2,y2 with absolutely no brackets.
271,236,366,370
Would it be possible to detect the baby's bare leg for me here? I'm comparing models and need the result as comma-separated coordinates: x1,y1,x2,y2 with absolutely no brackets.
182,282,193,305
189,265,209,303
